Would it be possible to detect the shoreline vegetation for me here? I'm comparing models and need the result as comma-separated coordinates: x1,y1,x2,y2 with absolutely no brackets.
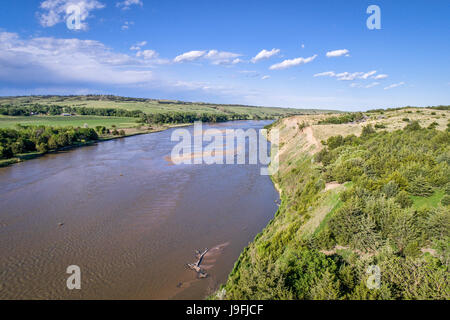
0,123,190,168
216,106,449,300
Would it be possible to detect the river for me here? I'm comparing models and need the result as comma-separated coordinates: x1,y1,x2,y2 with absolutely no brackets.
0,120,279,299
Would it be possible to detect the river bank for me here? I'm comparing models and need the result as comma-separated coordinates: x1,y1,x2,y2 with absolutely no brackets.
0,123,191,168
0,120,279,299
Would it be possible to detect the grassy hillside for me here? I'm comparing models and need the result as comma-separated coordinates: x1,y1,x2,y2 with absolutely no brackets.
217,107,449,300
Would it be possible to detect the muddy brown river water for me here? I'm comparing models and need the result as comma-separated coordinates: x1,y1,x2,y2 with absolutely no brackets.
0,120,279,299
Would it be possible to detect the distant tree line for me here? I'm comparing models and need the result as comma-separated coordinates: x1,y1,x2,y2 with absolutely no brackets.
0,104,145,118
0,104,266,123
140,112,251,124
367,105,450,113
0,125,99,160
318,112,365,125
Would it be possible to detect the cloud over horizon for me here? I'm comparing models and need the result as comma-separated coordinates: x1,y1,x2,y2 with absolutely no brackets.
314,70,389,82
173,50,242,65
269,54,317,70
384,82,405,90
251,49,280,63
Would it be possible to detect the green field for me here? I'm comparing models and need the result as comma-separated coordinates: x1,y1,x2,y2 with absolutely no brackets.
0,95,336,119
0,115,138,129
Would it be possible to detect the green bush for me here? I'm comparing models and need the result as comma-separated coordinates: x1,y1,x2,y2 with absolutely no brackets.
441,195,450,206
408,175,433,196
395,191,413,208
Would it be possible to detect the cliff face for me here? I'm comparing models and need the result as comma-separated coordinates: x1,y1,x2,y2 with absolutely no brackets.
217,108,450,300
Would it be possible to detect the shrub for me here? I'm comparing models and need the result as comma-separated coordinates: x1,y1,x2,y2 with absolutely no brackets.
383,181,399,198
361,124,376,136
36,142,48,153
0,146,14,159
428,122,439,129
441,195,450,206
395,191,413,208
326,135,344,149
405,120,421,130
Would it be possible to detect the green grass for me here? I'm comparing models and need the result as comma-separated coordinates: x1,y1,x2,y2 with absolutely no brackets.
411,189,445,210
313,196,343,236
0,115,138,129
313,182,353,236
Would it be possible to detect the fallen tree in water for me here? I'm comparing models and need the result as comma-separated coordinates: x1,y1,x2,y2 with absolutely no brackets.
187,248,209,278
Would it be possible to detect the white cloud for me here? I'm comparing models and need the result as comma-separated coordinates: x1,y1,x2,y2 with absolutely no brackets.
315,70,384,82
269,54,317,70
314,71,335,77
261,75,270,80
173,50,206,63
336,72,364,81
205,50,242,65
251,48,280,63
0,31,160,86
365,82,380,88
384,82,405,90
136,50,158,59
116,0,143,10
360,70,377,79
173,49,242,65
130,41,147,51
0,32,249,101
373,74,388,80
238,70,260,78
38,0,105,30
326,49,349,58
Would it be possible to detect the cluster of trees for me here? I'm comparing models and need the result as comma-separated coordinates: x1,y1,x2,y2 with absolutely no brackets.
427,106,450,111
0,104,64,116
140,112,250,124
220,121,449,300
0,125,99,159
0,104,144,118
318,112,365,125
94,126,125,136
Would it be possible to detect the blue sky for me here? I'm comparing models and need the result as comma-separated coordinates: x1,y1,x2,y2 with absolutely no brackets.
0,0,449,111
